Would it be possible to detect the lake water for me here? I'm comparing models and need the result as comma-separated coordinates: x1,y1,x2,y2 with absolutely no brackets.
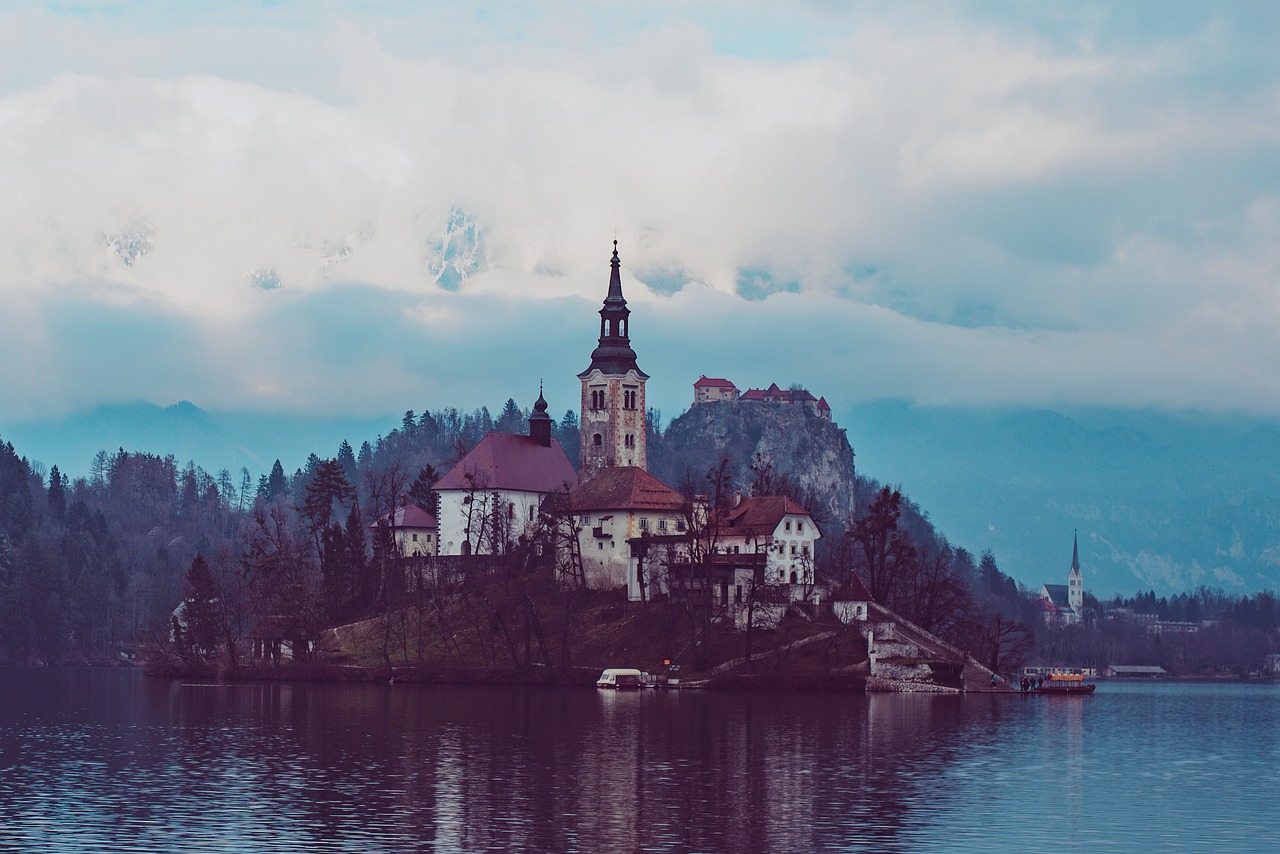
0,668,1276,853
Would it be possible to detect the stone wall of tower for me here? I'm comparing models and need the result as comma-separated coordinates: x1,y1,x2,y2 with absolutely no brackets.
580,370,647,481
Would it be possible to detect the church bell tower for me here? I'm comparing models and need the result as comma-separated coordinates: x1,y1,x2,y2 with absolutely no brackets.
578,241,649,482
1068,531,1083,614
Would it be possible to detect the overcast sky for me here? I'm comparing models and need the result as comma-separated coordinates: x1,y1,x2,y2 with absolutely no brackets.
3,1,1280,424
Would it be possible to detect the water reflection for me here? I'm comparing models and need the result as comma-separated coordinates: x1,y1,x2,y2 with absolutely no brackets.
1,669,1278,852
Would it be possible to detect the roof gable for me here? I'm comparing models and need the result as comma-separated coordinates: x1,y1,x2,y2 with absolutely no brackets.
371,502,437,530
717,495,815,539
694,376,736,389
572,466,684,512
436,433,578,494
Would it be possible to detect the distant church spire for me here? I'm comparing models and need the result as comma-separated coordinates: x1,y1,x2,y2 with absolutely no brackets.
1071,529,1080,572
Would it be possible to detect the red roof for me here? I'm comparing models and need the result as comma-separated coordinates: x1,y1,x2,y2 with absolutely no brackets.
572,466,685,512
817,396,830,412
740,389,767,401
694,375,737,389
714,495,814,539
435,433,578,494
371,502,437,530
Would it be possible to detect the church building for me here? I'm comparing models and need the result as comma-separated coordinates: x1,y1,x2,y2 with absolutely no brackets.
1040,533,1085,625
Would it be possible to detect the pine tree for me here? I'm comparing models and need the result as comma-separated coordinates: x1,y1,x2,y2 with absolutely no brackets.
47,465,66,521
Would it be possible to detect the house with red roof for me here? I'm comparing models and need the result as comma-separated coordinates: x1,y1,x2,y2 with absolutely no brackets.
712,494,822,590
570,466,687,592
693,375,739,404
370,501,438,558
435,390,578,556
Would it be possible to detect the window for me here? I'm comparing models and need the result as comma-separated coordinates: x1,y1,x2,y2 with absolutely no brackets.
797,521,804,533
658,519,668,531
598,542,604,551
623,387,637,409
412,533,418,542
529,504,536,520
593,433,602,447
639,517,649,530
580,514,590,525
677,519,686,532
790,544,797,556
785,520,792,532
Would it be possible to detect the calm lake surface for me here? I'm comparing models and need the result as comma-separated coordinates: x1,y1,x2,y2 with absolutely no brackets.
0,668,1276,853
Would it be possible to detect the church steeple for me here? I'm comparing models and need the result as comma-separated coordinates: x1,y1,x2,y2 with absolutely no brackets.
581,241,646,378
1068,529,1083,613
578,241,649,481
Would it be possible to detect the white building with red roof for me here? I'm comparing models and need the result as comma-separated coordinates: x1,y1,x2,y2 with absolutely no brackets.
570,466,688,592
370,502,439,558
693,375,739,404
435,391,578,556
711,494,822,588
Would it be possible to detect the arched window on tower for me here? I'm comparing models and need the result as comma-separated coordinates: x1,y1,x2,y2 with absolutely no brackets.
593,433,602,447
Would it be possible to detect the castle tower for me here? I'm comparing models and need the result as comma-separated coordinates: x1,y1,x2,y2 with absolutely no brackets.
1068,530,1083,613
578,241,649,481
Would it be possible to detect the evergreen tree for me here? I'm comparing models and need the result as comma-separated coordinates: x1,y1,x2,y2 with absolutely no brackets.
267,460,288,500
557,410,580,454
47,465,66,521
407,464,440,511
182,554,222,659
496,398,524,434
336,440,358,485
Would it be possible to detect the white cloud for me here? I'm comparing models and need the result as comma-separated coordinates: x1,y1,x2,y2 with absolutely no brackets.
1,2,1280,420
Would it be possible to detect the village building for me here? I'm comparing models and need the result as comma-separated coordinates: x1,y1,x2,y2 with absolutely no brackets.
434,390,578,556
693,375,739,403
579,241,649,482
571,466,687,591
712,494,821,590
1039,533,1084,626
370,501,438,558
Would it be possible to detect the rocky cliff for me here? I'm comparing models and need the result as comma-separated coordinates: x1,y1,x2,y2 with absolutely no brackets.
651,401,859,525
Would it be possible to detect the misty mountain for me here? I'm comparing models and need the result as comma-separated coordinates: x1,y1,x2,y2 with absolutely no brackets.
842,401,1280,597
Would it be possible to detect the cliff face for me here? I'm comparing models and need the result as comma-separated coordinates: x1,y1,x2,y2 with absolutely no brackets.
651,402,858,526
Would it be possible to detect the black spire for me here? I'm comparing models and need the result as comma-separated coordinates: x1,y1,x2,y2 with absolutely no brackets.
529,382,552,447
1071,530,1080,572
579,241,648,379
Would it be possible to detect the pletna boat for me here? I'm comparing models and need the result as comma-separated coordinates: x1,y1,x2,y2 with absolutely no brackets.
1036,672,1096,694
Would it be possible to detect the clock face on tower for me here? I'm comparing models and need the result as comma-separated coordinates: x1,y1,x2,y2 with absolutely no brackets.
578,242,649,481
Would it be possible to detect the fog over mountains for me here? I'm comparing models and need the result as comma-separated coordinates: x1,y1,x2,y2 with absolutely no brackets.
5,399,1277,599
